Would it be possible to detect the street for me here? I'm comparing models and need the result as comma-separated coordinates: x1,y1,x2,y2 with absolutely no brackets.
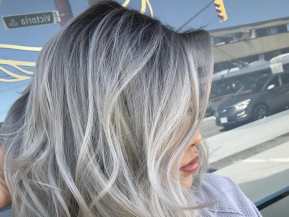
200,115,223,138
204,110,289,169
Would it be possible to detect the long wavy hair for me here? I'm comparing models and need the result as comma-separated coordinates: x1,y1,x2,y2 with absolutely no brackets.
0,1,213,216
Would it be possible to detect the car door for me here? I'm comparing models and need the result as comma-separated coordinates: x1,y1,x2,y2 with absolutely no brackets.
265,75,283,111
280,73,289,106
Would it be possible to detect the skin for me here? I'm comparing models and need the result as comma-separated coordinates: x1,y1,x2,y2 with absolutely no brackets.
178,131,201,189
0,147,12,209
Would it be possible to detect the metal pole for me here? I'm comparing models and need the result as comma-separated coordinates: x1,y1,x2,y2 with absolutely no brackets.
177,0,215,32
53,0,73,26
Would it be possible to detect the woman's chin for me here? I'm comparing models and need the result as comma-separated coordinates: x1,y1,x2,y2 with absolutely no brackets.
180,173,194,189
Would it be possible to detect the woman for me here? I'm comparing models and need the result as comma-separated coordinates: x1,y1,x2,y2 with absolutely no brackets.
0,1,262,216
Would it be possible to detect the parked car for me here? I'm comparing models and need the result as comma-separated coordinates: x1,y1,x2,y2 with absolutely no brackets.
209,60,272,114
215,72,289,128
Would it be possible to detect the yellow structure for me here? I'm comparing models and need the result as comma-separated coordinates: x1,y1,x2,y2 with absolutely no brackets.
214,0,228,22
0,44,41,82
0,0,154,83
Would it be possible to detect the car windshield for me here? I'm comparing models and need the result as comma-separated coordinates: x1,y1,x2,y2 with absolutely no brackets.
234,78,268,96
210,79,242,99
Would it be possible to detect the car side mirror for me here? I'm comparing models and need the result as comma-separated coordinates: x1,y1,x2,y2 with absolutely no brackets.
267,84,276,90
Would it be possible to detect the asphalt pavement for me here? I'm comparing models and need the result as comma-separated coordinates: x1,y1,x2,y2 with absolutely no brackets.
205,110,289,167
200,115,224,139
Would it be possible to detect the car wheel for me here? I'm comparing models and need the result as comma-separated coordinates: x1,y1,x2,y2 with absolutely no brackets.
223,124,236,130
253,105,268,121
223,125,231,130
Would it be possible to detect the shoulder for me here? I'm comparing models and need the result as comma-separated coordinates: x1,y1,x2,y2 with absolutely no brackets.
202,173,245,201
194,173,262,217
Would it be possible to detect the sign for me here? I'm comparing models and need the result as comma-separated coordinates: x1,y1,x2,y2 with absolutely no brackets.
2,11,60,29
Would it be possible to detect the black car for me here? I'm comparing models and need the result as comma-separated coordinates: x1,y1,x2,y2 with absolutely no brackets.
215,72,289,128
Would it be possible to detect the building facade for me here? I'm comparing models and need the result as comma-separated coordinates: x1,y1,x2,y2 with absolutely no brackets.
210,17,289,72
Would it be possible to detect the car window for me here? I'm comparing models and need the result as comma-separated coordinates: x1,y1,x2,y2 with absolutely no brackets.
197,1,289,216
267,76,281,88
1,1,289,217
234,78,267,96
281,74,289,85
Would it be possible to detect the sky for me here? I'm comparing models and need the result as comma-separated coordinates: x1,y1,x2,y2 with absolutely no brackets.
1,0,289,121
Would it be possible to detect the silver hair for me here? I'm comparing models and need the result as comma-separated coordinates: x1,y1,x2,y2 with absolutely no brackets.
0,1,213,216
